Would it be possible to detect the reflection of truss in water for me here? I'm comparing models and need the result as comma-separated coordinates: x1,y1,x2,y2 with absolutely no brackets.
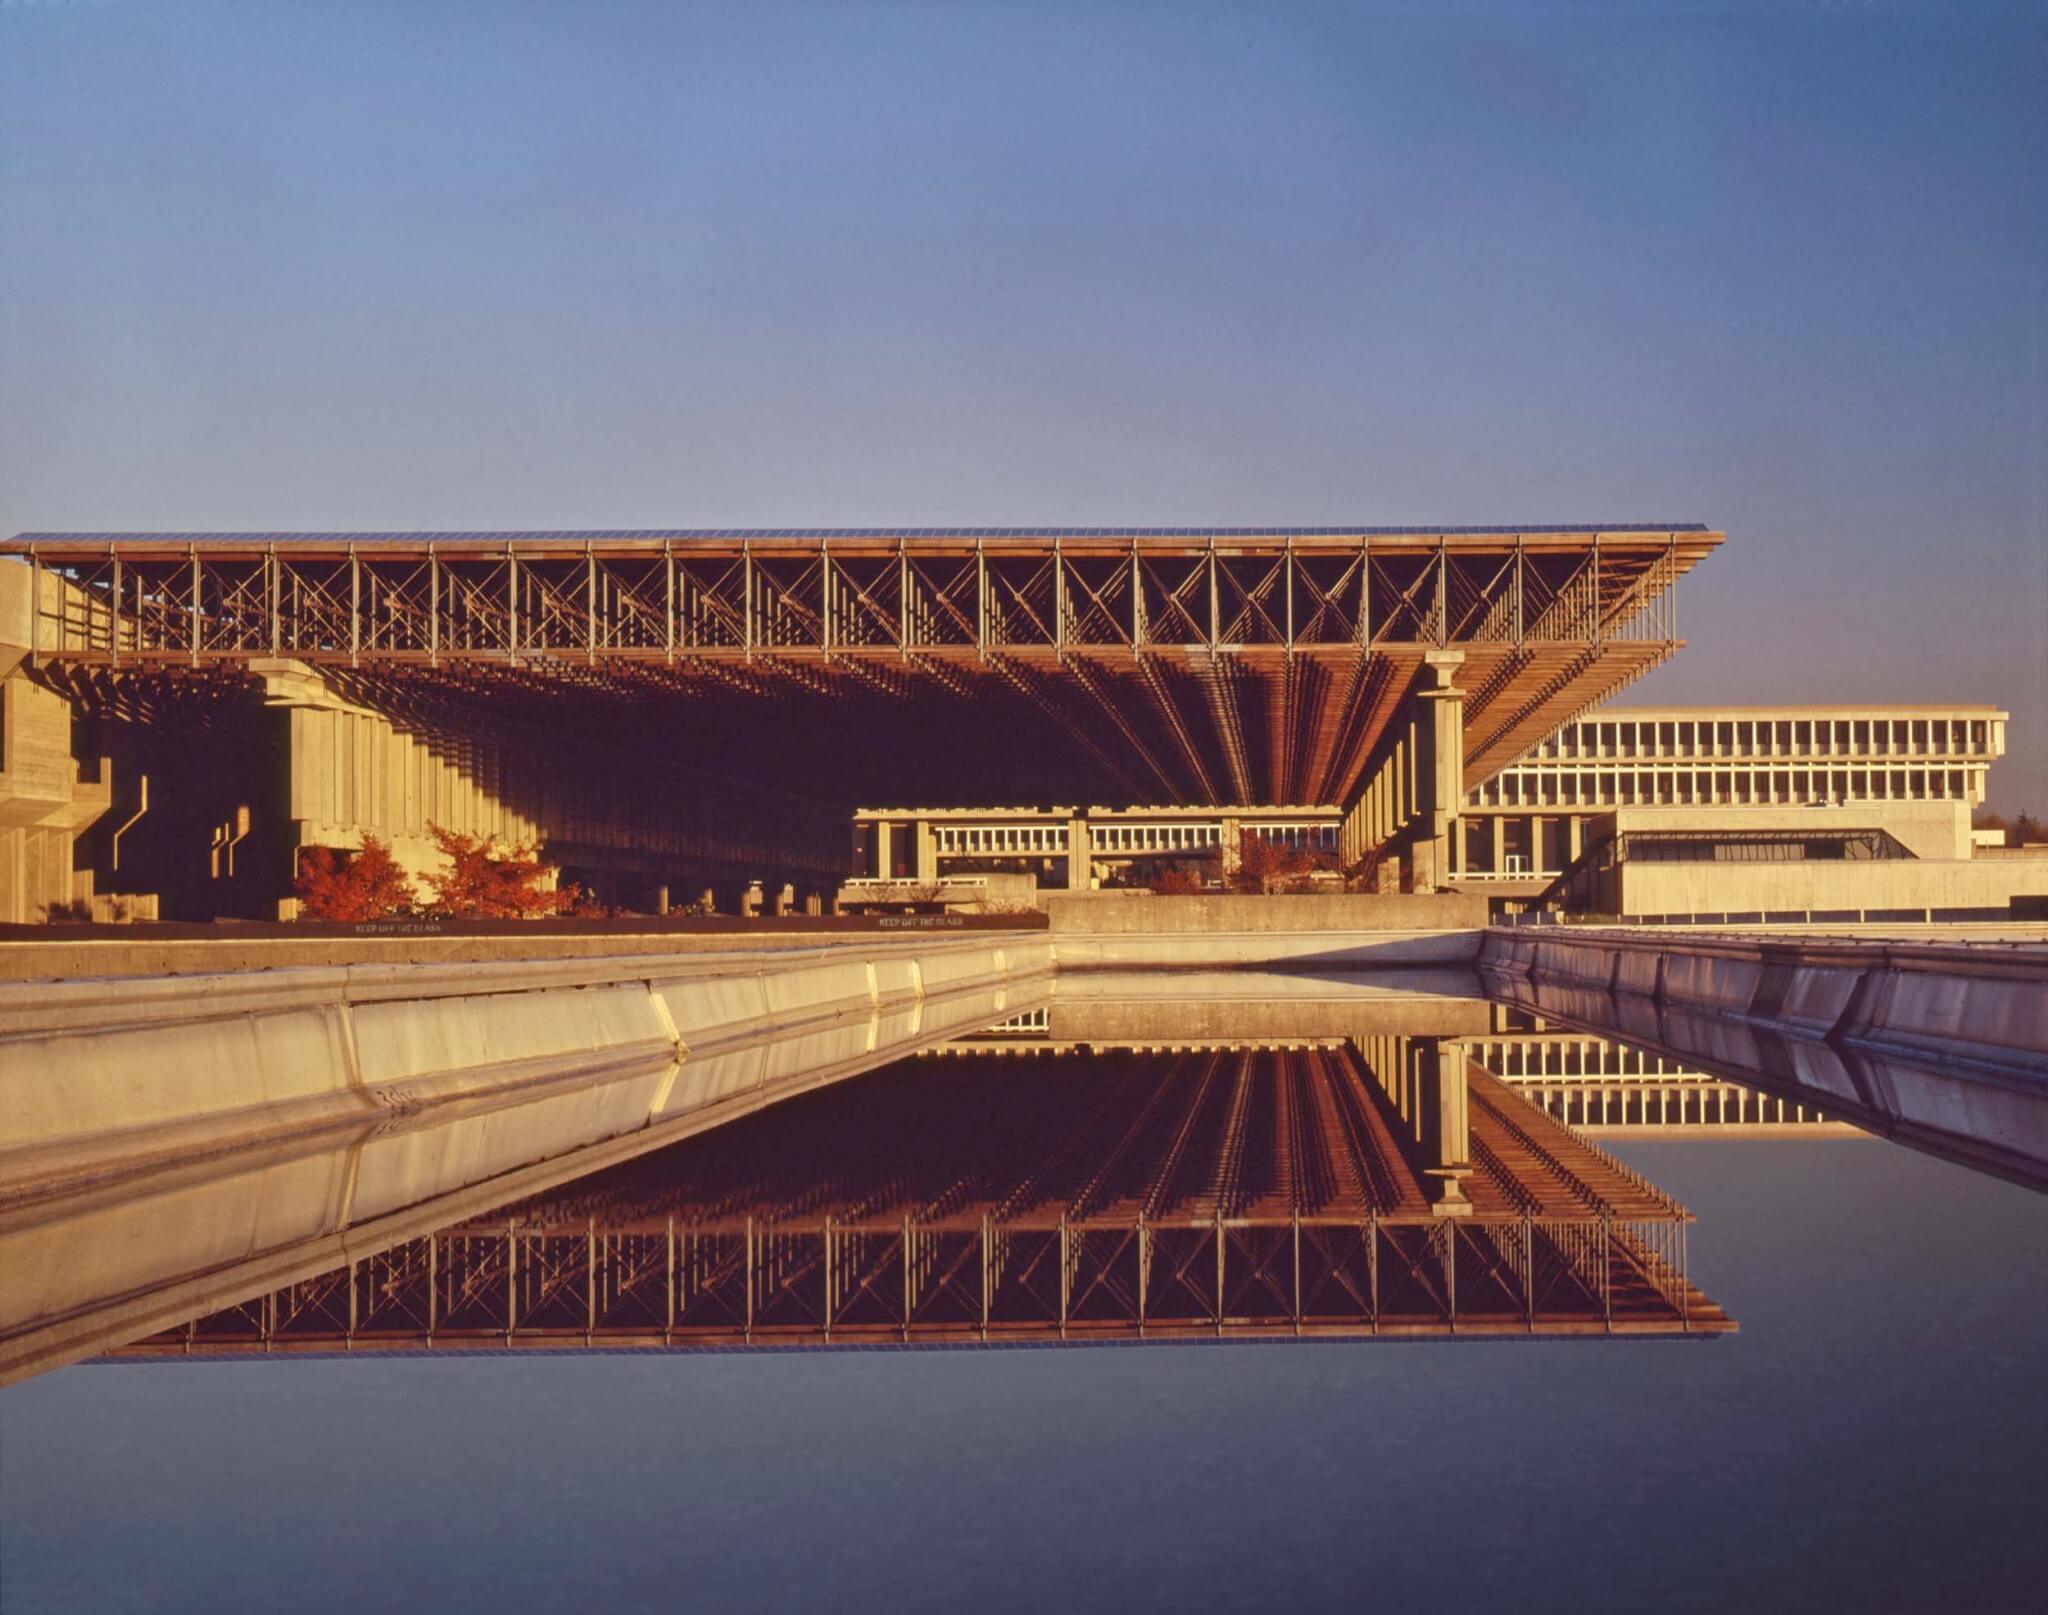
116,1046,1730,1355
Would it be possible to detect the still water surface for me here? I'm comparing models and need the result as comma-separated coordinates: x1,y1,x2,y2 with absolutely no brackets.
5,982,2047,1612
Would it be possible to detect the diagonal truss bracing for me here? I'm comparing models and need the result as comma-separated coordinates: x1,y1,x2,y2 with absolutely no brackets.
11,529,1719,806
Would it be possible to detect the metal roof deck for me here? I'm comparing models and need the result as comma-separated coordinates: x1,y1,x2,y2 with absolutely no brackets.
7,523,1714,549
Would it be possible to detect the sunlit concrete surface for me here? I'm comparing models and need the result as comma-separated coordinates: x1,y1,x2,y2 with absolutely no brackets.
1483,927,2048,1076
0,945,1050,1384
959,966,1492,1047
0,933,1052,1210
1484,933,2048,1190
1043,891,1487,968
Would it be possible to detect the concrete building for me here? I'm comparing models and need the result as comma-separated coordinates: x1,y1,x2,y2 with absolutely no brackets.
1455,703,2007,886
0,674,127,923
1549,803,2048,923
849,803,1343,891
0,574,158,923
12,527,2045,924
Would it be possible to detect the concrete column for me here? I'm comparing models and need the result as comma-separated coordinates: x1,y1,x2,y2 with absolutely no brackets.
1408,651,1465,893
914,820,937,884
872,819,894,879
1489,814,1505,877
1422,1039,1473,1217
1,675,114,923
1066,814,1090,890
1569,815,1584,862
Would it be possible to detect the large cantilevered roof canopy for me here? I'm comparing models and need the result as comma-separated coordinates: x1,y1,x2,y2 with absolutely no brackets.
5,525,1721,809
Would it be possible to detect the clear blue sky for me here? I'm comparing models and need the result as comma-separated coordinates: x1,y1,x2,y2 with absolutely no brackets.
4,0,2043,803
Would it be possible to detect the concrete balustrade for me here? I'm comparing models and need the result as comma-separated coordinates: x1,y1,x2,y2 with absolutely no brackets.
0,933,1052,1208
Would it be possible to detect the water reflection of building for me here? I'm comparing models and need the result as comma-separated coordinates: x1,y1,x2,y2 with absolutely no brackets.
115,1040,1730,1357
975,994,1851,1137
1471,1033,1859,1137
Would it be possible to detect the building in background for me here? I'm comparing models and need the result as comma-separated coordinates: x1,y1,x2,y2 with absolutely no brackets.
1454,704,2006,886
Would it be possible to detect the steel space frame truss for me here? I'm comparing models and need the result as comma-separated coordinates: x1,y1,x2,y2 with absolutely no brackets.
135,1209,1715,1356
14,531,1715,806
20,534,1694,665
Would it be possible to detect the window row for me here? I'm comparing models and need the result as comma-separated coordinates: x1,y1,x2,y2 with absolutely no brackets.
1469,766,1982,809
1528,716,1995,761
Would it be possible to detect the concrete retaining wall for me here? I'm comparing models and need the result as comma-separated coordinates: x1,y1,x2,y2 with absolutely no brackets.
1044,891,1487,934
1044,892,1486,970
1482,928,2048,1078
0,920,1046,982
1485,970,2048,1191
0,933,1052,1207
1614,857,2048,917
1051,929,1484,970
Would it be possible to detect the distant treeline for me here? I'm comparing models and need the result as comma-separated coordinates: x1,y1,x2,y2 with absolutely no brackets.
1973,809,2047,847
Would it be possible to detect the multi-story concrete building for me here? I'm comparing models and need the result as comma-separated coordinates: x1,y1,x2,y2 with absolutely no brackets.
851,702,2013,897
1454,704,2007,884
8,529,2040,920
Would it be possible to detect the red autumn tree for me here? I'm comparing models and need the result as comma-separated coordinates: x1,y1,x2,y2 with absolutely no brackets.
1232,831,1332,894
1147,865,1204,895
294,836,416,921
419,824,585,919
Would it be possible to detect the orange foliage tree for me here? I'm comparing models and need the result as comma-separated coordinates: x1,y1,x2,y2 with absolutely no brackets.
419,825,592,919
294,836,416,921
1232,832,1334,894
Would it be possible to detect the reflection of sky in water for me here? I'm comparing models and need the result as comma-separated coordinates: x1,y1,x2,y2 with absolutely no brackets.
6,975,2048,1610
8,1141,2046,1612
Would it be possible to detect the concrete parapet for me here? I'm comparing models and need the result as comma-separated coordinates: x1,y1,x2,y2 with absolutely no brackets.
1031,968,1491,1044
0,933,1053,1209
1044,891,1487,935
1852,958,2048,1075
1041,892,1486,971
0,919,1048,983
1483,927,2048,1079
1491,968,2048,1191
1052,929,1483,971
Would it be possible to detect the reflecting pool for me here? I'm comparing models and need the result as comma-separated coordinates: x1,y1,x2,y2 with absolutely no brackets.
5,968,2046,1611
